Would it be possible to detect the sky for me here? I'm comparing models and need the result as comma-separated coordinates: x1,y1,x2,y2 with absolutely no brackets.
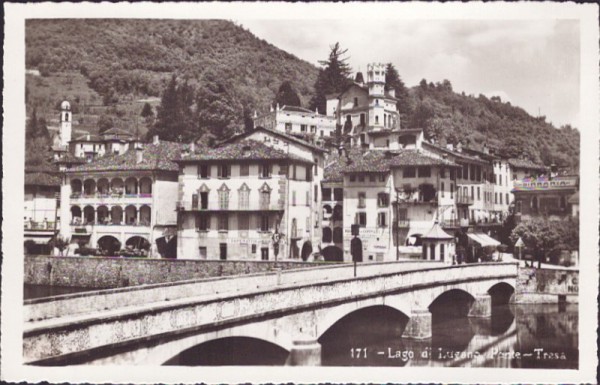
240,19,580,129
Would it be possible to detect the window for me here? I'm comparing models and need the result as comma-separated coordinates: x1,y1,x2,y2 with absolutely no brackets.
322,188,332,201
471,186,474,199
370,174,376,182
356,212,367,226
219,243,227,260
218,214,229,231
301,124,307,132
238,184,250,209
218,185,230,209
495,192,498,204
239,214,250,230
375,115,379,124
252,244,257,254
500,193,503,205
349,174,356,182
195,213,210,231
334,188,343,201
306,191,310,206
418,166,431,178
353,97,358,107
476,166,481,182
306,216,310,232
440,168,446,178
462,164,469,180
200,192,209,209
358,174,365,182
470,165,476,181
314,185,318,202
358,192,366,208
240,163,249,177
199,247,207,259
320,130,324,137
441,182,445,198
260,184,271,208
292,191,296,206
322,227,332,243
192,193,198,209
198,164,210,179
218,165,230,179
260,164,271,178
450,183,454,199
285,123,292,132
506,193,509,205
457,167,462,180
260,214,270,232
379,174,386,182
360,113,366,125
377,212,387,227
310,125,317,133
403,167,416,178
377,192,389,207
477,187,480,200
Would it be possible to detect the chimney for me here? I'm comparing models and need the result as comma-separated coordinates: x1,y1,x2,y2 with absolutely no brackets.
135,147,143,164
153,135,159,145
446,143,454,151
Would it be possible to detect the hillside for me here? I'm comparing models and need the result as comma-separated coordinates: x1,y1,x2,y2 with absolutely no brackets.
25,19,579,170
25,19,320,134
404,81,580,168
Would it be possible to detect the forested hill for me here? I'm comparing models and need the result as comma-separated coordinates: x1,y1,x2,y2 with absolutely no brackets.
404,81,579,168
26,19,319,121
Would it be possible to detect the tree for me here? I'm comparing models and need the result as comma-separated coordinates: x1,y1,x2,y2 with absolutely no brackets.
140,102,154,118
510,218,567,267
274,81,301,108
147,75,196,142
97,114,115,134
309,42,352,114
26,107,50,140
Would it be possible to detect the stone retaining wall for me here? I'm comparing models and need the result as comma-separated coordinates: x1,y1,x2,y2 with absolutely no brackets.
513,266,578,303
24,255,327,288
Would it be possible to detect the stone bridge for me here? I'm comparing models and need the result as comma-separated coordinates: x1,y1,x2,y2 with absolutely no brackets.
23,261,517,366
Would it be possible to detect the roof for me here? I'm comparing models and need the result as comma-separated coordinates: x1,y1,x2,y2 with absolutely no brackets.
280,105,316,114
323,150,353,182
25,163,59,173
388,150,458,168
422,142,489,165
368,128,423,137
222,126,327,154
25,172,61,187
422,222,453,240
102,127,133,137
342,150,393,173
72,133,103,142
507,158,546,171
176,139,312,164
66,141,185,173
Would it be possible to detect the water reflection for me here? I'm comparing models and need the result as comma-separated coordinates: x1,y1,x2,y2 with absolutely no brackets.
320,303,577,369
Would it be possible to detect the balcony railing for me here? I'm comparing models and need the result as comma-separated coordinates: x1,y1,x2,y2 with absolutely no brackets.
70,220,151,227
177,200,284,212
455,196,474,205
70,192,152,199
440,219,470,228
24,221,56,230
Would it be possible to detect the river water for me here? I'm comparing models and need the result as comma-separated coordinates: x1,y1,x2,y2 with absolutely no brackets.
25,284,578,368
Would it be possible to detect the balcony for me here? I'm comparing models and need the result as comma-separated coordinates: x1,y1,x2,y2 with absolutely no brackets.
440,219,470,228
70,220,151,227
24,221,57,231
394,219,410,228
70,192,153,206
455,196,474,205
176,200,284,212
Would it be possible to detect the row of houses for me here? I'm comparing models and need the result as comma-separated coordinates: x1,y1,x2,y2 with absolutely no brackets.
25,64,578,262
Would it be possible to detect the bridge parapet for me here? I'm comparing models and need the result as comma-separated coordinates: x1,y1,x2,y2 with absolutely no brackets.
24,262,517,364
26,260,444,322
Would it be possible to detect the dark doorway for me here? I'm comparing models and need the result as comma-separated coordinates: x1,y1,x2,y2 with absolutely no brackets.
261,247,269,261
322,245,344,262
220,243,227,260
301,241,313,261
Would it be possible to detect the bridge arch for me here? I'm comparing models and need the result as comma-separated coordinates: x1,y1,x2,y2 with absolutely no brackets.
316,298,412,341
487,281,515,305
163,336,289,366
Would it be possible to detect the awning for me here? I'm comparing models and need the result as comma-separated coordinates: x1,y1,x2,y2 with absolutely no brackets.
24,235,53,244
467,233,500,247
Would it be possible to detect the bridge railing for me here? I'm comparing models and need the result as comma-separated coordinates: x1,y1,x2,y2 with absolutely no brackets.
25,259,446,322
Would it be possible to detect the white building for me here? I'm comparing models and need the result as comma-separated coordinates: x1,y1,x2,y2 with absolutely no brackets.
253,104,337,142
59,136,183,257
175,127,326,261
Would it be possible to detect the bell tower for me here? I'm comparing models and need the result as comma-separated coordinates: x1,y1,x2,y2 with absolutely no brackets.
59,100,72,147
367,63,386,129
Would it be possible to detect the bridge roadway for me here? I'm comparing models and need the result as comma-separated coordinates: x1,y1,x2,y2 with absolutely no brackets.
23,260,518,366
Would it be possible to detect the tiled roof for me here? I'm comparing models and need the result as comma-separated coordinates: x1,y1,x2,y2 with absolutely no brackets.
323,151,348,182
176,139,312,164
66,141,185,173
507,158,546,171
72,133,103,142
25,172,61,187
223,126,327,153
422,142,489,165
388,150,458,168
343,150,392,173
